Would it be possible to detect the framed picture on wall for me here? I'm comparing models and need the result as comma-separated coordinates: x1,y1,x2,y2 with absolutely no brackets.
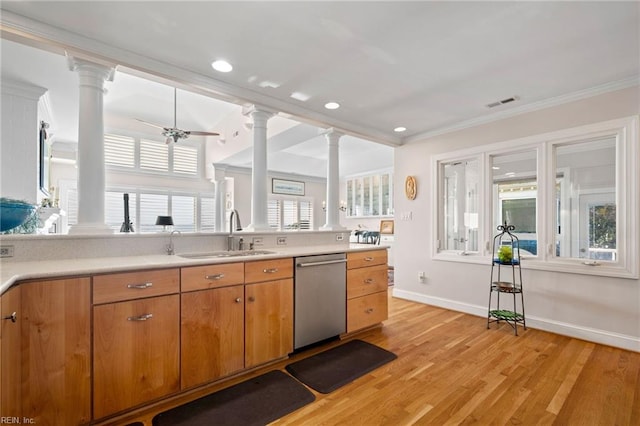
272,178,305,196
380,219,394,234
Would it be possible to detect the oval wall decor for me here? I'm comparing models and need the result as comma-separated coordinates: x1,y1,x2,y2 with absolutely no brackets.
405,176,417,200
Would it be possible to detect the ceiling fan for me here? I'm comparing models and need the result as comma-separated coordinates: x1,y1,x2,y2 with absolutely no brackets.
136,88,220,144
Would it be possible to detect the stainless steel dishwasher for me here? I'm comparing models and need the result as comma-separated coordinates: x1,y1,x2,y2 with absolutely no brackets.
294,253,347,349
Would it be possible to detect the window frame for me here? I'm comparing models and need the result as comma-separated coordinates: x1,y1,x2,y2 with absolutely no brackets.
432,116,638,279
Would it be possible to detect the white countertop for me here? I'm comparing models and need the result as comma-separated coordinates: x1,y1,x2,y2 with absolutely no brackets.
0,244,387,295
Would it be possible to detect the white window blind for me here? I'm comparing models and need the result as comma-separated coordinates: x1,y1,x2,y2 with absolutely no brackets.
173,145,198,175
299,200,312,230
172,195,196,232
268,197,313,230
67,189,78,228
104,134,135,168
140,139,169,171
200,197,216,231
283,200,297,229
268,200,281,230
139,193,168,232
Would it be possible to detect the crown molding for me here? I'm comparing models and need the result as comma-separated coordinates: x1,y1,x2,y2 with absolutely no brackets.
404,76,639,144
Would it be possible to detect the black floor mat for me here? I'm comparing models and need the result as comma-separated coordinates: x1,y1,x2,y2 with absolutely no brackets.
153,370,315,426
285,339,397,394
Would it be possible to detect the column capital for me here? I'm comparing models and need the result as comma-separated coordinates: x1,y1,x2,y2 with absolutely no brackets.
322,128,345,142
242,104,277,120
211,163,229,182
67,54,116,83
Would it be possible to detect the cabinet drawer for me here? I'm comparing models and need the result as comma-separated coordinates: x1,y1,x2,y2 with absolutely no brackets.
347,264,388,299
347,290,388,333
245,258,293,283
347,250,388,269
93,268,179,304
181,262,244,292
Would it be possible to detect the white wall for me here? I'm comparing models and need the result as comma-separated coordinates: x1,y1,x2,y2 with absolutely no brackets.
226,167,327,230
393,86,640,351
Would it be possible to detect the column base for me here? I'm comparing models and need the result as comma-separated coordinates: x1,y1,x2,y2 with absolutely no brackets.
68,223,114,235
320,224,347,231
243,223,272,232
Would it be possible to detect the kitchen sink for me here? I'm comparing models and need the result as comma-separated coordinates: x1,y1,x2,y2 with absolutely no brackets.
178,249,275,259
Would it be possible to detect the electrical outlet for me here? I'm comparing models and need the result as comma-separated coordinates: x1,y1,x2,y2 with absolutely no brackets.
0,245,15,258
336,233,344,241
277,236,287,245
252,237,264,246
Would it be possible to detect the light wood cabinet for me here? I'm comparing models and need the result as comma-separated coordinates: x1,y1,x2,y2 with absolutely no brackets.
1,278,91,425
181,262,244,292
346,249,389,333
93,272,180,419
1,285,21,419
244,258,294,368
245,278,294,368
181,286,245,389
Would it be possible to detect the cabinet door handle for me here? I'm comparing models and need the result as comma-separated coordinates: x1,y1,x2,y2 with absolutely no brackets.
364,257,374,262
365,308,374,314
263,268,279,274
235,297,242,303
3,312,17,323
127,313,153,321
127,282,153,289
205,273,225,280
364,278,375,284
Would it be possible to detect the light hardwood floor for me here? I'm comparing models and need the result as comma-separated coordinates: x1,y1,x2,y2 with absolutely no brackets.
117,290,640,426
275,291,640,425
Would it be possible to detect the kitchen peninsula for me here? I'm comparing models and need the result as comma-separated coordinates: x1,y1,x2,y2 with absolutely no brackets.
0,231,389,425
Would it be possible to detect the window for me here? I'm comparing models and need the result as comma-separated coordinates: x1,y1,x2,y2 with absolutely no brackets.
440,159,480,252
104,134,135,168
268,197,313,230
140,139,169,172
433,116,638,278
492,149,538,255
554,137,616,261
346,172,393,217
104,133,199,176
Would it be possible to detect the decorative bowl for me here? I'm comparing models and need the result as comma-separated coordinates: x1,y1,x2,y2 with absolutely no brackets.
0,198,37,231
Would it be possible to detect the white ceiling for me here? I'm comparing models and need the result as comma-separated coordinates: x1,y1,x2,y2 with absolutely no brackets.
1,1,638,175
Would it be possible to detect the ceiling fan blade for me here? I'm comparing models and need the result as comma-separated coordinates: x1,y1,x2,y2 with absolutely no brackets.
187,130,220,136
135,118,166,130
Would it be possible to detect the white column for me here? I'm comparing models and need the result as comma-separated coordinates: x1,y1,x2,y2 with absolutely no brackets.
243,105,274,231
321,129,346,230
67,57,115,234
211,163,228,232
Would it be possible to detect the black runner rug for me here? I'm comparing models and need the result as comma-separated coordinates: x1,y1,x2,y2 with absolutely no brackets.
285,339,397,394
153,370,315,426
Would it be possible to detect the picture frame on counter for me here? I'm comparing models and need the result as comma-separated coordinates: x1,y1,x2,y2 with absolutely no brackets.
380,219,394,234
272,178,305,196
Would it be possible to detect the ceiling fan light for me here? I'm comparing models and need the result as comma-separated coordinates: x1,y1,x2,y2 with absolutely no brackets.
211,60,233,73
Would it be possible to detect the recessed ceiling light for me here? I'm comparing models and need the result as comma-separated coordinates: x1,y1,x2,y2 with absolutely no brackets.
290,92,311,102
324,102,340,110
394,126,407,133
258,80,280,89
211,60,233,73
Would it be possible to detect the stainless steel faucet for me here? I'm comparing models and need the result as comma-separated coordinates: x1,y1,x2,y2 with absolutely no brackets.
228,209,242,251
166,230,181,255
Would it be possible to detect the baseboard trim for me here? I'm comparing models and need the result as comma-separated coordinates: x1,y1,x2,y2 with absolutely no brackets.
392,288,640,353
